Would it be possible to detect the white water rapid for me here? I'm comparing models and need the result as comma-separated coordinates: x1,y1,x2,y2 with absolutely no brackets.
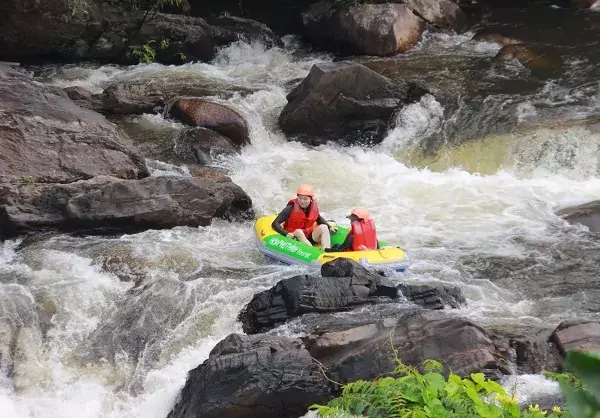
1,33,600,417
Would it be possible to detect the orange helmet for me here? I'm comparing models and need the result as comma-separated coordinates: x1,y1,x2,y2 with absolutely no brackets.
296,184,315,198
348,207,370,221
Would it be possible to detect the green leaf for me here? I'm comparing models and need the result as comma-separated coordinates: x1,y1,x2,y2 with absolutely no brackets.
560,381,600,418
424,373,446,392
565,350,600,401
465,386,484,406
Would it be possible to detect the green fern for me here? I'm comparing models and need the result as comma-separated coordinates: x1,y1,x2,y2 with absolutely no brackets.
310,356,571,418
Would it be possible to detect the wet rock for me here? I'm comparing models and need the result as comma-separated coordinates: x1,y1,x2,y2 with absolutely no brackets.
100,73,257,115
174,127,240,165
63,86,106,112
494,44,560,73
0,0,281,64
317,310,511,382
278,61,427,146
122,14,215,64
0,175,254,237
302,3,424,56
167,334,331,418
207,14,284,49
508,335,563,375
320,257,398,298
0,0,107,62
550,320,600,354
169,98,250,148
0,65,149,185
397,283,467,310
239,259,400,334
557,199,600,232
472,29,524,46
402,0,467,30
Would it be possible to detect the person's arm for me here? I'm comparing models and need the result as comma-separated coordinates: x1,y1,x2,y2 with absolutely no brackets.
316,215,328,225
326,232,353,252
271,204,293,236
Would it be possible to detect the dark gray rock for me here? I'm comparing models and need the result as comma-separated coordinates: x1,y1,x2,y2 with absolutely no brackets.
278,61,427,146
0,175,254,237
0,65,148,185
397,283,467,310
167,333,331,418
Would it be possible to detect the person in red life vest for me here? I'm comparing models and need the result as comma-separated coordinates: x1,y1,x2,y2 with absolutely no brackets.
324,207,379,252
271,184,337,249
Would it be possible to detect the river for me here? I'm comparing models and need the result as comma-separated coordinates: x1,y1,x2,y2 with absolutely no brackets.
1,21,600,417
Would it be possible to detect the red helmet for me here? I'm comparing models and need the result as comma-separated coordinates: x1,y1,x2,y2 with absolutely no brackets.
348,207,370,221
296,184,315,198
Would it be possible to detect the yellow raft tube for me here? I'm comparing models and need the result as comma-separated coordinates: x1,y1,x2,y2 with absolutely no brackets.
254,215,409,272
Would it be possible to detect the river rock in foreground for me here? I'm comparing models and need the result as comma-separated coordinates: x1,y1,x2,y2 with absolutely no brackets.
238,258,399,334
278,61,427,146
169,310,511,418
167,334,332,418
0,176,253,237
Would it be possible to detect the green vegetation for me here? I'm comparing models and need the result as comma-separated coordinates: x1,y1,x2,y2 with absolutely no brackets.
21,176,36,184
310,348,600,418
132,38,171,64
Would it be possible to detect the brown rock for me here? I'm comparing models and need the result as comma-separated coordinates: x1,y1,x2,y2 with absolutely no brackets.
551,321,600,355
302,3,424,56
0,65,148,185
403,0,467,30
169,98,250,148
495,44,560,72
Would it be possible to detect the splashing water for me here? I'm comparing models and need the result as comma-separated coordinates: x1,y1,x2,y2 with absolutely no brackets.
3,33,600,417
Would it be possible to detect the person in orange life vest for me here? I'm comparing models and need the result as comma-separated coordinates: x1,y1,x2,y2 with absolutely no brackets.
271,184,337,249
324,207,379,252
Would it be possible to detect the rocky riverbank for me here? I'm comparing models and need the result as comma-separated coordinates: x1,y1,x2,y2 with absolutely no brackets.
167,258,599,418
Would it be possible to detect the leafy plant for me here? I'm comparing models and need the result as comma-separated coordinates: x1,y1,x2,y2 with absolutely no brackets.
132,40,157,63
559,350,600,418
543,371,583,389
132,38,171,64
310,355,570,418
21,176,36,184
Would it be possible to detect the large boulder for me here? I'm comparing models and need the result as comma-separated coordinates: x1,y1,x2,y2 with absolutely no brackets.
278,61,427,145
0,65,148,185
169,98,250,148
315,310,511,382
550,320,600,355
0,175,254,237
167,333,332,418
557,200,600,232
302,3,424,56
239,258,399,334
402,0,467,30
99,72,257,115
238,275,396,334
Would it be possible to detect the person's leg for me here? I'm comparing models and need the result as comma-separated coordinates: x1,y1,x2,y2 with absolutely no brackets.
312,224,331,248
292,229,312,246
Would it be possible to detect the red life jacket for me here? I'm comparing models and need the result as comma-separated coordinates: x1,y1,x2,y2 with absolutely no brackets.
348,219,377,251
283,198,320,237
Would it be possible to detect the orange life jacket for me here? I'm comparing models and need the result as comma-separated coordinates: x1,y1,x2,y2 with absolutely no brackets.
283,198,320,237
348,219,377,251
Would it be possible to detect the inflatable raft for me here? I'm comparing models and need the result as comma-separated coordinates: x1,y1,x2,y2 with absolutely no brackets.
254,215,409,272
